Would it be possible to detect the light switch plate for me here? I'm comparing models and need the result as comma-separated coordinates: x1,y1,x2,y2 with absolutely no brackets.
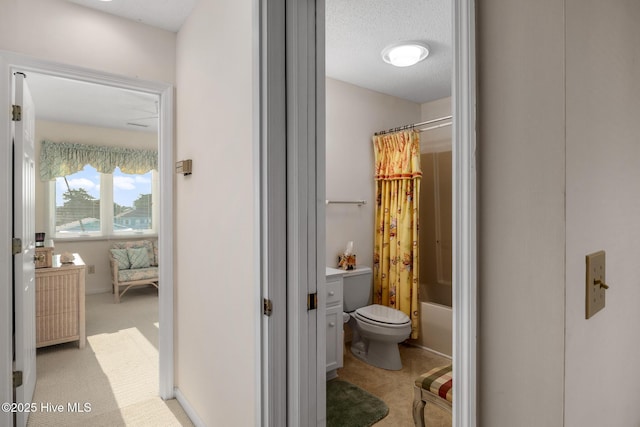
585,251,606,319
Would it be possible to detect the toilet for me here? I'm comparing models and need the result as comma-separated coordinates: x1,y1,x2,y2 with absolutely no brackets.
343,266,412,370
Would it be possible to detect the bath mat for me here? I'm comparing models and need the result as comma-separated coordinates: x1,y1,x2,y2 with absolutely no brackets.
326,379,389,427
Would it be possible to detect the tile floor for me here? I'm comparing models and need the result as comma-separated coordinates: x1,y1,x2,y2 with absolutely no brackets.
336,343,452,427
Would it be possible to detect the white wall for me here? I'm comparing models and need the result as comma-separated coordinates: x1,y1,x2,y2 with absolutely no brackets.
34,120,157,294
175,0,257,425
477,0,566,425
0,3,175,425
0,0,176,84
479,0,640,425
564,1,640,425
325,78,420,269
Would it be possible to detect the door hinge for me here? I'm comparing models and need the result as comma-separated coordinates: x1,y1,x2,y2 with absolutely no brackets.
263,298,273,316
12,238,22,255
307,293,318,311
12,104,22,121
13,371,23,388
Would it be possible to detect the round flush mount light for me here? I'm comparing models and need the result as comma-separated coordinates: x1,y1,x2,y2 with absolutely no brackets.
381,42,430,67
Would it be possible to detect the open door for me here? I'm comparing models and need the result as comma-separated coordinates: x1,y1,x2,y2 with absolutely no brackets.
12,71,37,427
284,0,326,425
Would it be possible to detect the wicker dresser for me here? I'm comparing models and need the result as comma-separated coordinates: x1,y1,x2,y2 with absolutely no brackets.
35,254,86,349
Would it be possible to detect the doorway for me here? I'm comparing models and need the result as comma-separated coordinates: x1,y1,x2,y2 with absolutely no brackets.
263,0,476,425
29,71,162,423
0,52,175,426
321,0,476,425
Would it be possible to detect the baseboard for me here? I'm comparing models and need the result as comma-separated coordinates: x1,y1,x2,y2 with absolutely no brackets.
174,387,206,427
407,342,452,360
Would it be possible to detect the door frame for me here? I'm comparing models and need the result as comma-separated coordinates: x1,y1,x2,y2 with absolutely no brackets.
451,0,477,425
262,0,477,425
0,52,175,424
262,0,477,427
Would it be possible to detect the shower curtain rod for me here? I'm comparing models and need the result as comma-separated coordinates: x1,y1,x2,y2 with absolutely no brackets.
374,115,453,136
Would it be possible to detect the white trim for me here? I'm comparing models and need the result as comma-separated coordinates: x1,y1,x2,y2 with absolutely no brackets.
452,1,477,426
316,1,327,424
261,0,288,425
157,84,174,399
174,388,206,427
251,0,262,426
0,52,175,409
0,54,13,427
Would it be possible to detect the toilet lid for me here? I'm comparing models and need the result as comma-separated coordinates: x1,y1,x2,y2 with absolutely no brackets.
355,304,411,326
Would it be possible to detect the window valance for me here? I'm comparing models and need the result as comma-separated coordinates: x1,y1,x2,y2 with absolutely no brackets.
40,140,158,181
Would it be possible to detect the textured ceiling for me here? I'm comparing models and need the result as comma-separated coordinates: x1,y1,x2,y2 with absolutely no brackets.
66,0,197,32
26,73,159,133
32,1,451,132
326,0,452,104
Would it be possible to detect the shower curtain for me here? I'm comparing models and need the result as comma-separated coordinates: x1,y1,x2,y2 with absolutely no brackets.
372,130,421,339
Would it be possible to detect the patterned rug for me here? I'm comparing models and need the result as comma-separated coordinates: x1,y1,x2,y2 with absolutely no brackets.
326,379,389,427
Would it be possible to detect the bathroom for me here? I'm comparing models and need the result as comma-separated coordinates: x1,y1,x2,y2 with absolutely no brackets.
324,56,453,427
325,84,452,353
324,2,452,424
324,84,452,416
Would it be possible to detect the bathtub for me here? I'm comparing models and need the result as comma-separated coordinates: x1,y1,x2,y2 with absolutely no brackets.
411,301,452,358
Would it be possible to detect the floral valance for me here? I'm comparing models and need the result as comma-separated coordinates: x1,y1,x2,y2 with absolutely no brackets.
372,130,422,181
40,140,158,181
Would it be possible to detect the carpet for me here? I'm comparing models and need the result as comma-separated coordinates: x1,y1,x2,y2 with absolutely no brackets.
326,379,389,427
27,287,193,426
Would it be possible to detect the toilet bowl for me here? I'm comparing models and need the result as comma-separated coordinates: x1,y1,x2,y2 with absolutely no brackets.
343,267,412,370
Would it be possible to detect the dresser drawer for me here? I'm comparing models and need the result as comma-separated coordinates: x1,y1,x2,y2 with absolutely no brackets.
326,277,343,306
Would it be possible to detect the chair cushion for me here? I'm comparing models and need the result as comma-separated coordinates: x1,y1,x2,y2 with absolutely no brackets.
113,240,155,267
415,365,453,403
118,267,158,283
127,247,151,269
110,248,130,270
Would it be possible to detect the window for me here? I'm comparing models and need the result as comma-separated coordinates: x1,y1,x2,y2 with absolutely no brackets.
113,168,153,233
49,166,158,239
41,140,158,239
54,165,101,234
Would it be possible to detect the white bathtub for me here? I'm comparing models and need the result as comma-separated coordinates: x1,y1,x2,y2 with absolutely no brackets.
411,301,452,358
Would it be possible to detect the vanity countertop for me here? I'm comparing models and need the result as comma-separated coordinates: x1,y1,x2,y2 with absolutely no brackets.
325,267,345,278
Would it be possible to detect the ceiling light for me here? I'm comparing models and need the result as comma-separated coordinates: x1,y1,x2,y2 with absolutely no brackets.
381,42,430,67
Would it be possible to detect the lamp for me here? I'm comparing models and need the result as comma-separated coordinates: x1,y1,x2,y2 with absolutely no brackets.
381,42,430,67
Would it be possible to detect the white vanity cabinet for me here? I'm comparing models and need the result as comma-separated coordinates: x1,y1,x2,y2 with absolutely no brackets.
325,268,345,379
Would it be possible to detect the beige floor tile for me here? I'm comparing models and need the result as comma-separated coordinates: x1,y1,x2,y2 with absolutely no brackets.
336,343,452,426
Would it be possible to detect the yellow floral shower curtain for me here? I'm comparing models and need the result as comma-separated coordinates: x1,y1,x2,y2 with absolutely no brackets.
372,130,421,339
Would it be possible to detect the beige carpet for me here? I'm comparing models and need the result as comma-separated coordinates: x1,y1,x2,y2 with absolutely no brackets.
27,287,193,427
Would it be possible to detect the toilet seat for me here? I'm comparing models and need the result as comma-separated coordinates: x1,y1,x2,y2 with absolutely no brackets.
355,304,411,328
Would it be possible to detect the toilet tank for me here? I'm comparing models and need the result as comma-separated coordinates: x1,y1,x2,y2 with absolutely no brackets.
342,266,373,312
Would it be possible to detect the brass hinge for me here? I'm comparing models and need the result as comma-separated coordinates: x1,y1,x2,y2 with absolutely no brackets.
263,298,273,316
12,104,22,121
13,371,23,388
12,238,22,255
307,293,318,311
